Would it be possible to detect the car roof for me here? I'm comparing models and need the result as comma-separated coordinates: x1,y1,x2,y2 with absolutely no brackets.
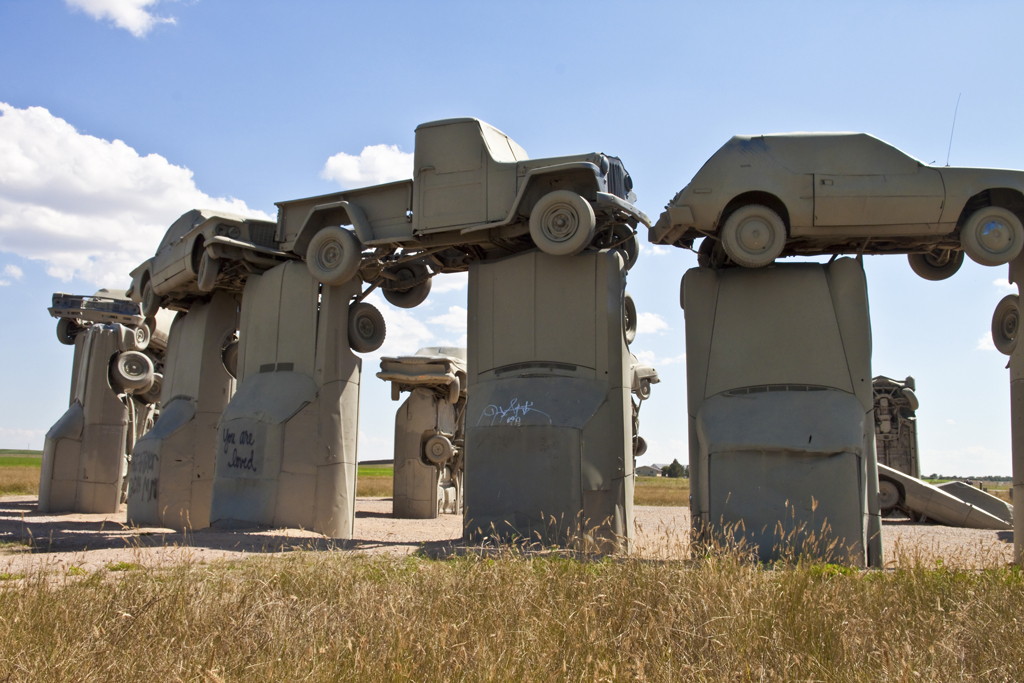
722,132,925,175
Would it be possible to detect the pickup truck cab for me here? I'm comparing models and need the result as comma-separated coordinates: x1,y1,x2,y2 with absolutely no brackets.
275,118,649,308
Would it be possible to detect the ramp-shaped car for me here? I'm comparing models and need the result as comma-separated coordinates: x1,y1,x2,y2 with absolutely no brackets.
651,133,1024,278
275,118,650,308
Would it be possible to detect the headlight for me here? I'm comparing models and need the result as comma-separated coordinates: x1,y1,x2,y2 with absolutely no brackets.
228,226,241,239
599,155,610,175
215,224,227,236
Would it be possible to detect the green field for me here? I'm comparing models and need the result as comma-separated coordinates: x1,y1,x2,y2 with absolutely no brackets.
634,475,689,506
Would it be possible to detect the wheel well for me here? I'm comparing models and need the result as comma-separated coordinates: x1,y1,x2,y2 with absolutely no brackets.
956,188,1024,227
190,236,206,275
518,170,601,219
718,191,791,233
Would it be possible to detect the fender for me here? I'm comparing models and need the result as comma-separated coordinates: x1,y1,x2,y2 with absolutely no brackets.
292,201,374,257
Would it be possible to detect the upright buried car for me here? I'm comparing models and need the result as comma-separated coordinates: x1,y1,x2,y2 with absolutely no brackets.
275,118,649,308
650,133,1024,278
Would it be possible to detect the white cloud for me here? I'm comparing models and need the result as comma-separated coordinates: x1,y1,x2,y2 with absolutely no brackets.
431,271,468,294
321,144,413,190
632,349,686,367
0,103,269,288
638,241,670,257
977,333,997,351
427,305,467,333
358,429,393,462
0,264,22,286
636,312,669,336
65,0,175,37
993,278,1017,294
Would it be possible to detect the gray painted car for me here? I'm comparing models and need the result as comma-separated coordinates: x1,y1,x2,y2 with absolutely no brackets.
275,118,650,309
651,133,1024,278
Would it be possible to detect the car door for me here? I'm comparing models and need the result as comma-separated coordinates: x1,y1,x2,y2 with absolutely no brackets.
813,136,944,228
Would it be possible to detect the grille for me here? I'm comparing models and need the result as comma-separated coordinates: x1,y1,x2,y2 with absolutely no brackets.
249,223,277,248
604,157,631,200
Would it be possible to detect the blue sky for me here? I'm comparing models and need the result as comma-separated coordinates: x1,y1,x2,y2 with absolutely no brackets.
1,0,1022,475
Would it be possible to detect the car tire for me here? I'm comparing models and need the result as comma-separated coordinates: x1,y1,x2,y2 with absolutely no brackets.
623,291,637,345
447,375,461,405
197,253,220,292
141,277,160,318
348,302,387,353
111,351,155,392
56,318,79,345
529,190,596,256
878,479,901,513
382,264,432,309
992,294,1020,356
603,224,639,271
907,249,964,281
637,377,652,400
720,204,786,268
137,372,163,405
696,237,729,269
633,436,648,457
222,339,240,378
424,434,454,465
132,322,151,351
306,226,361,286
960,206,1024,267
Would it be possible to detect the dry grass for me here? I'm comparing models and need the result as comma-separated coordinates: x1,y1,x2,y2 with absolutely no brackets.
634,476,689,506
0,467,40,497
0,545,1020,682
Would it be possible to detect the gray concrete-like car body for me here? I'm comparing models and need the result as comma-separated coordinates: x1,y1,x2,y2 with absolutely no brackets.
128,209,290,317
274,118,650,307
126,291,238,530
377,348,467,519
683,258,882,566
651,133,1024,276
209,261,362,538
462,249,643,550
41,290,171,513
877,464,1010,530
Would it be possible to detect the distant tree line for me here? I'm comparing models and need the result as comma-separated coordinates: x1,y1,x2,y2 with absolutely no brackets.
664,459,688,478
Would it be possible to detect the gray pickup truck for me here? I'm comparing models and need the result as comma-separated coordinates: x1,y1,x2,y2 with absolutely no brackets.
275,117,650,308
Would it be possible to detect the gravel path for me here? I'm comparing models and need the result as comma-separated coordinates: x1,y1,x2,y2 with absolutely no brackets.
0,496,1012,574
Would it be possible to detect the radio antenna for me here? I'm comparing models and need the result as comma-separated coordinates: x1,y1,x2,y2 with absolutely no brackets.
945,93,961,166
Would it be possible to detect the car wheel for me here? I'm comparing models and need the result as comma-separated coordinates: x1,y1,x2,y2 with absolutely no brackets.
992,294,1020,356
137,372,163,405
382,264,432,309
141,277,160,318
623,291,637,345
197,253,221,292
633,436,648,457
878,479,901,513
637,377,652,400
960,206,1024,267
222,339,239,378
348,302,387,353
110,351,155,392
424,434,454,465
306,226,361,286
529,190,596,256
56,318,80,345
697,237,729,269
132,322,151,351
719,204,786,268
447,375,461,405
907,249,964,281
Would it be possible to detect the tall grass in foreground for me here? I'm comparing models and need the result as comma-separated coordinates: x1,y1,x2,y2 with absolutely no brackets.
0,549,1021,682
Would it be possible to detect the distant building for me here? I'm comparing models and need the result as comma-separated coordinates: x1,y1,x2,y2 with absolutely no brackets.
636,464,663,477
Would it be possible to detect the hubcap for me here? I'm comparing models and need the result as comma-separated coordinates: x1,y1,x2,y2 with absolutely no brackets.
542,204,579,242
878,481,900,510
979,218,1012,253
737,217,773,253
1002,309,1019,341
318,240,342,269
430,441,446,457
123,358,145,377
356,316,375,339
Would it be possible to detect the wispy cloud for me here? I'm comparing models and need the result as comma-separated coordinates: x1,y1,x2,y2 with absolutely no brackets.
636,312,669,336
993,278,1017,294
977,333,997,352
65,0,176,38
0,264,23,286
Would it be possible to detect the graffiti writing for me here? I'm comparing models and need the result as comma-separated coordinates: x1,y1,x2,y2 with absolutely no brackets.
223,428,258,473
477,398,552,427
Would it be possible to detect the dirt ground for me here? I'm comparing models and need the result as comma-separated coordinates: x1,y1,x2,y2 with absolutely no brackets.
0,495,1012,574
